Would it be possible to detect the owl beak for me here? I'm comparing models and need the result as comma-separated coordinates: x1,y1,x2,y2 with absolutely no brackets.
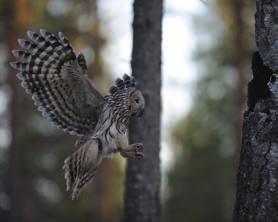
138,109,144,117
131,109,144,117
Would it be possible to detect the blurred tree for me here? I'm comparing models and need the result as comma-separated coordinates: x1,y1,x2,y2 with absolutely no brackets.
231,0,248,158
234,0,278,220
164,65,236,222
123,0,163,222
163,0,255,221
4,0,37,221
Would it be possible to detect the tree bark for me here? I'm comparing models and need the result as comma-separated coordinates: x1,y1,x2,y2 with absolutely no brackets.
234,0,278,221
123,0,162,222
255,0,278,72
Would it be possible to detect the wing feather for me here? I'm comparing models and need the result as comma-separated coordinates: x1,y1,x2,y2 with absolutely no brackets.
10,29,104,136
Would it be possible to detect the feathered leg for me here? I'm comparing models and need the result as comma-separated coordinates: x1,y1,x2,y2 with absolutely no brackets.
63,139,103,200
115,133,144,160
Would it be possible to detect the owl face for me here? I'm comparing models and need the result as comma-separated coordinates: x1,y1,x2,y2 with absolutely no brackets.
129,89,145,117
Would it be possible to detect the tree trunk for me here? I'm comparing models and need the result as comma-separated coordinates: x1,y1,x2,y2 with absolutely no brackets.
123,0,163,222
5,0,37,221
234,0,278,221
232,0,247,160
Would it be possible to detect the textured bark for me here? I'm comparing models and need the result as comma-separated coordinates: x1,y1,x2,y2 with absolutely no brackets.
255,0,278,72
234,80,278,221
123,0,162,221
234,0,278,221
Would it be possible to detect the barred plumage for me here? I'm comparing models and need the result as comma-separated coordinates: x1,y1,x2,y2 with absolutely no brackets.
10,29,145,200
10,29,104,136
63,139,103,200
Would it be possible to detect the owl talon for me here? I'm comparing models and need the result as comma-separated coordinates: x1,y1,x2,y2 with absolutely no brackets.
134,143,143,152
119,143,144,160
135,152,144,159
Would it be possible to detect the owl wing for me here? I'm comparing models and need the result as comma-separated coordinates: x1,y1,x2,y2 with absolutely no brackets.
10,29,104,136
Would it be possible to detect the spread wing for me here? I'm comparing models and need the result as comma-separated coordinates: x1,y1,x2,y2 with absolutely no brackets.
10,29,104,136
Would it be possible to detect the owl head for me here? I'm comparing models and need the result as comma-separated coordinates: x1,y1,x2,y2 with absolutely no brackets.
109,74,145,117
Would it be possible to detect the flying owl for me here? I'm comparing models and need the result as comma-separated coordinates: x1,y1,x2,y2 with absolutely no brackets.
10,29,145,200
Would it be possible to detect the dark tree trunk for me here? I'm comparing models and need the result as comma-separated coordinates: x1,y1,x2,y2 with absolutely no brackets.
5,0,23,221
234,0,278,221
232,0,247,160
5,1,37,222
123,0,163,222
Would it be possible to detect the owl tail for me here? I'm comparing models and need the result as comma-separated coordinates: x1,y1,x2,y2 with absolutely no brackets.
63,139,103,200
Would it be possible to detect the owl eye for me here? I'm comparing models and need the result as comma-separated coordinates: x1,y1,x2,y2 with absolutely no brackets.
135,99,139,104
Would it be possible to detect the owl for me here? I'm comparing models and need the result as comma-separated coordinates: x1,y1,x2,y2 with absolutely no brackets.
10,29,145,200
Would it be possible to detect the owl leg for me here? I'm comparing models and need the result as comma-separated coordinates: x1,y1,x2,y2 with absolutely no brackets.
119,143,144,159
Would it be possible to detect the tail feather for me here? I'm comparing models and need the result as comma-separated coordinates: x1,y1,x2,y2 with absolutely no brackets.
63,157,73,191
63,139,102,200
71,168,97,200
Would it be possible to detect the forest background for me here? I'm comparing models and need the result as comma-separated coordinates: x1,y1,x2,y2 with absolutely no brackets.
0,0,254,221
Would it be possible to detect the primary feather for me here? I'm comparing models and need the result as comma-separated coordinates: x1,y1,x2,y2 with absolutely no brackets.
10,29,104,136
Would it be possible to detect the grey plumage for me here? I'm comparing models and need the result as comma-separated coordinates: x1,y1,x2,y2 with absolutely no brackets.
10,29,145,200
